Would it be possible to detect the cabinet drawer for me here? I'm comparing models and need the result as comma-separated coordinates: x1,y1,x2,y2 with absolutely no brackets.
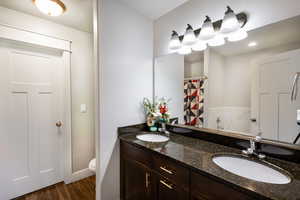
157,176,189,200
121,141,152,167
153,155,189,189
191,171,255,200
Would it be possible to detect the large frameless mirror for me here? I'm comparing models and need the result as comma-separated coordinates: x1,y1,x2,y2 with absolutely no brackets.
155,15,300,146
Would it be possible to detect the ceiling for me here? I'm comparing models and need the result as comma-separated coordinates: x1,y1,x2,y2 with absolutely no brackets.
0,0,93,32
119,0,189,19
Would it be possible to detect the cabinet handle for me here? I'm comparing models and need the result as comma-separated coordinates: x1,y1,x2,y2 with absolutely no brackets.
160,180,173,190
160,166,174,175
145,172,150,188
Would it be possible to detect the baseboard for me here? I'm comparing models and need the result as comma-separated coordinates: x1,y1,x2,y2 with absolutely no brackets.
64,168,95,184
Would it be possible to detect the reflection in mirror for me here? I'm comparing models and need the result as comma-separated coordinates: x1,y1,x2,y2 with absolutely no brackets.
155,15,300,145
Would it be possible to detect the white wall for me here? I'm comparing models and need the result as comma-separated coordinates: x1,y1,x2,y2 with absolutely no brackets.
98,0,153,199
184,61,204,78
155,54,184,123
223,55,252,107
0,6,95,173
206,49,251,133
154,0,300,56
207,49,225,108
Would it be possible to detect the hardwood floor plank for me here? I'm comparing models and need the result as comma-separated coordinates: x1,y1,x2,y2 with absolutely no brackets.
13,176,95,200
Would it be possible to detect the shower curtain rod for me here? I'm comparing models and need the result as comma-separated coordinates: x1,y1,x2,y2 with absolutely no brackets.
184,75,208,81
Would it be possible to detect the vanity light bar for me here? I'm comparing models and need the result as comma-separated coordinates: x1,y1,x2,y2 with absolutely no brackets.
177,12,247,41
169,6,248,55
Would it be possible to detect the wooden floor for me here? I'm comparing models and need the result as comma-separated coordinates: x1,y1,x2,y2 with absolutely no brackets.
14,176,95,200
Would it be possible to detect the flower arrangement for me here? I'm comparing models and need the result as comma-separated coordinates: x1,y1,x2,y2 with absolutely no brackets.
158,97,171,123
142,97,171,131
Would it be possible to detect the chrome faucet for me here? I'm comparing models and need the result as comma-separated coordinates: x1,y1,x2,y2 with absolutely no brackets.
159,122,170,136
242,135,266,159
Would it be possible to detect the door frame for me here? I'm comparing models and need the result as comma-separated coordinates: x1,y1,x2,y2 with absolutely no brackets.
0,23,73,184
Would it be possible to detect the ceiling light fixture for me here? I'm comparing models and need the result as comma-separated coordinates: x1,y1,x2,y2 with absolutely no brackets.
248,41,257,47
182,24,197,46
33,0,66,17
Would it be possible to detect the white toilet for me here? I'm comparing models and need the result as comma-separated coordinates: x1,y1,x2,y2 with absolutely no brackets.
89,158,96,173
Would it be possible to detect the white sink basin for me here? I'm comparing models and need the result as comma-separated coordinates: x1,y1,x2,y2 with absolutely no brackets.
136,134,169,143
212,155,291,184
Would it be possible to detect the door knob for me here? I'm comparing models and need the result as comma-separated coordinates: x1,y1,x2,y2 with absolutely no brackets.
56,121,62,127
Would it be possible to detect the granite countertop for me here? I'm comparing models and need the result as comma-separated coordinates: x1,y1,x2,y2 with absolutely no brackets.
119,131,300,200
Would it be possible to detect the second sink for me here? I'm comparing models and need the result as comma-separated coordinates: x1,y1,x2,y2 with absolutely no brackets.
212,155,291,184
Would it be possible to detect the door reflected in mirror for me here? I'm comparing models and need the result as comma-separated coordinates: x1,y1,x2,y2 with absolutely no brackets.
154,15,300,145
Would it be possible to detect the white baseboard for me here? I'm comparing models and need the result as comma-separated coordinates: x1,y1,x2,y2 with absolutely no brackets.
64,168,95,184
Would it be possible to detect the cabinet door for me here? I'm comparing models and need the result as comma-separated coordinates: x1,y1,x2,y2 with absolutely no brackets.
191,194,209,200
191,172,256,200
156,177,189,200
123,159,153,200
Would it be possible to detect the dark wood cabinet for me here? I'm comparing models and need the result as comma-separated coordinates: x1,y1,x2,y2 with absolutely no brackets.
122,159,154,200
121,140,258,200
156,176,189,200
190,172,256,200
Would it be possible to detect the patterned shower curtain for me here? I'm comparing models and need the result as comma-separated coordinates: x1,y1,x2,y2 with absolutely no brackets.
184,79,204,127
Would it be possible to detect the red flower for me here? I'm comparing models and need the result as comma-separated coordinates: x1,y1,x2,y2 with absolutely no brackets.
159,105,168,114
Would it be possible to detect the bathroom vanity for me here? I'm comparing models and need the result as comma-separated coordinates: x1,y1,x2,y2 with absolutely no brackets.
119,125,300,200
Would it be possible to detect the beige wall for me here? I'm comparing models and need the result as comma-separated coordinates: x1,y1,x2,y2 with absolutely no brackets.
0,6,95,173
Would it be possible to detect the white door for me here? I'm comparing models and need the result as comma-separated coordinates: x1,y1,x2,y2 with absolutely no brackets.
0,40,65,199
252,49,300,143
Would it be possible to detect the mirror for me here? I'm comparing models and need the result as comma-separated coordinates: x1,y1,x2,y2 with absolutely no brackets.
154,15,300,145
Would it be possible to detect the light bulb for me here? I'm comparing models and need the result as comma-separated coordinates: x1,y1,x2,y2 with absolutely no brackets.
169,31,181,50
178,46,192,55
199,16,215,41
248,42,257,47
192,40,207,51
208,34,225,46
228,28,248,42
33,0,66,16
220,6,240,35
182,24,197,46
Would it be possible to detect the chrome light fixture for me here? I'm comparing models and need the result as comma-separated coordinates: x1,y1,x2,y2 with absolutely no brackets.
33,0,66,16
169,31,181,51
182,24,197,46
199,16,216,41
220,6,241,35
